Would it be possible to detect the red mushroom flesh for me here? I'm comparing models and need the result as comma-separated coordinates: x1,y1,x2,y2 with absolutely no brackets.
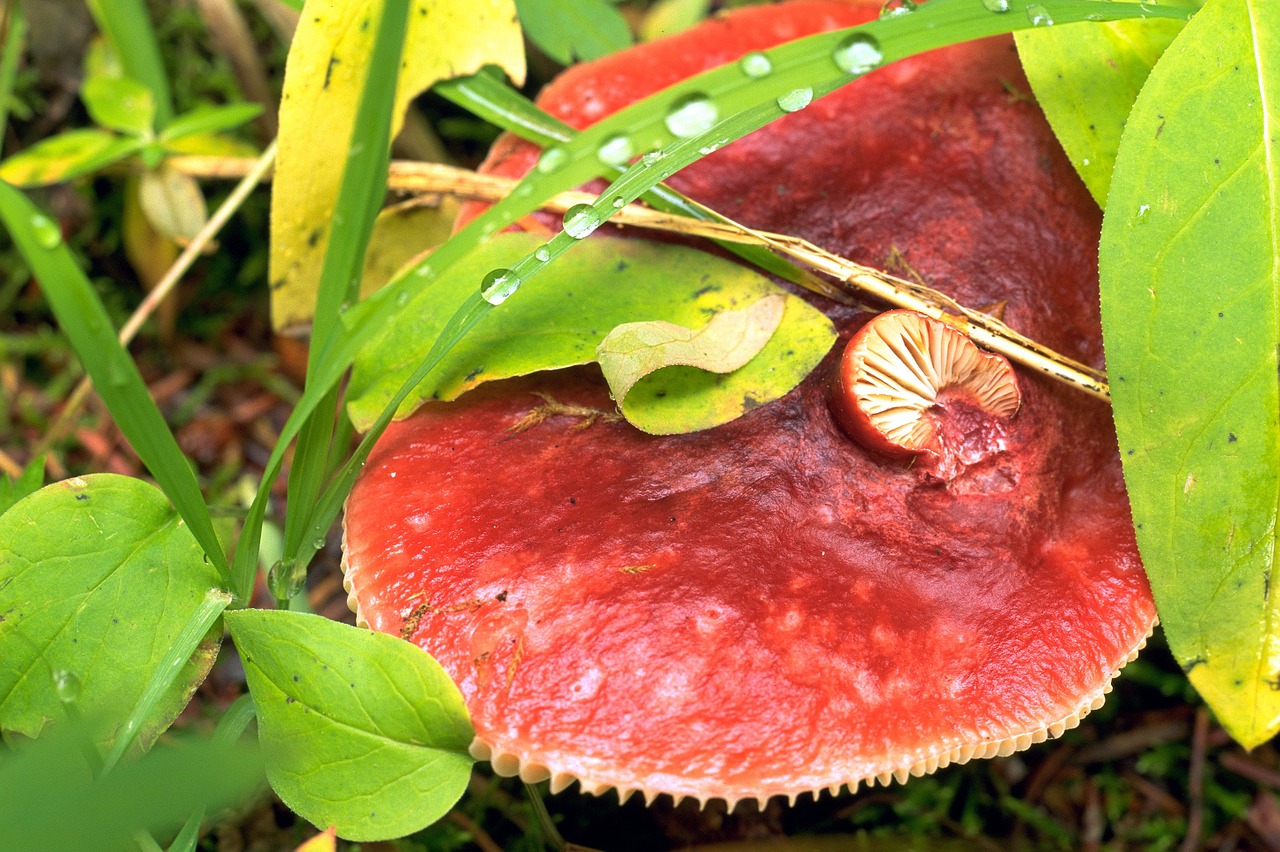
342,0,1155,807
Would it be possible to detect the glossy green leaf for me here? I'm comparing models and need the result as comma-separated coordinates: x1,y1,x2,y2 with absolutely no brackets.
1016,18,1187,206
346,233,835,432
0,455,43,518
160,102,263,143
226,610,474,842
0,129,144,186
641,0,711,42
1099,0,1280,748
269,0,524,333
515,0,633,64
0,722,262,852
0,475,223,750
598,294,790,433
80,75,156,136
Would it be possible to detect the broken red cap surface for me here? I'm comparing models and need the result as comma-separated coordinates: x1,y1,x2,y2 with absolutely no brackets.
342,0,1156,807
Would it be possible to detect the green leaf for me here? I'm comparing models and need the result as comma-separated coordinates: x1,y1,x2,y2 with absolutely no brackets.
226,610,474,842
160,102,263,143
0,721,262,852
1099,0,1280,748
85,0,173,128
0,128,144,186
346,233,835,432
80,75,156,136
0,475,223,751
269,0,525,333
0,455,43,518
161,131,259,158
641,0,711,42
598,294,788,433
515,0,633,64
0,183,232,587
1015,18,1188,205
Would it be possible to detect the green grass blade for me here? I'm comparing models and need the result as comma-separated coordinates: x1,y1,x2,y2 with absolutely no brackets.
438,70,815,286
85,0,174,128
280,0,410,584
0,183,232,585
0,3,28,150
100,589,232,776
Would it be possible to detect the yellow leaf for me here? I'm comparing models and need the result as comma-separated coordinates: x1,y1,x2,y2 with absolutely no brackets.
359,195,460,298
269,0,525,334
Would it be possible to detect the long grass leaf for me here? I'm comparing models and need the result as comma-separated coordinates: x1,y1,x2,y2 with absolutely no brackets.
0,183,232,584
280,0,410,583
0,3,27,149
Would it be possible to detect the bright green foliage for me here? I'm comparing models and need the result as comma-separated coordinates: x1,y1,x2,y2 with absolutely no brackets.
346,233,835,433
226,610,474,842
0,129,145,186
0,476,223,750
0,456,43,518
1100,0,1280,748
515,0,633,63
0,722,262,852
598,293,796,434
1016,17,1188,205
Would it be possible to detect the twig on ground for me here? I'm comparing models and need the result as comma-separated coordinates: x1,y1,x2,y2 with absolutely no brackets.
1181,708,1210,852
35,142,279,459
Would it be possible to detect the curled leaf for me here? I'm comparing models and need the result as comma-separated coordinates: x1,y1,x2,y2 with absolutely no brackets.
598,293,784,413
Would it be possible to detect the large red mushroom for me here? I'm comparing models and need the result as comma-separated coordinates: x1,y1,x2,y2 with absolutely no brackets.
342,0,1155,807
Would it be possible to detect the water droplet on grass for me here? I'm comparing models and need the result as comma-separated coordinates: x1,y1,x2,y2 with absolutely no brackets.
53,670,81,704
1026,4,1053,25
739,52,772,79
534,246,552,262
777,87,813,113
30,214,61,248
664,93,718,137
563,204,602,239
879,0,916,18
536,146,568,173
597,134,633,166
833,33,883,75
480,268,521,305
981,0,1010,12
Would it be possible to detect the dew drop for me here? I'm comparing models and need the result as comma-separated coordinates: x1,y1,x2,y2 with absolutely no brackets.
981,0,1010,12
1137,203,1151,218
30,214,62,249
597,134,633,166
1026,4,1053,25
395,290,410,307
641,151,665,166
833,33,883,76
664,93,718,137
534,246,552,262
563,204,602,239
777,87,813,113
879,0,916,18
611,197,625,209
739,51,772,79
53,670,81,704
480,268,521,305
312,536,326,551
536,146,568,174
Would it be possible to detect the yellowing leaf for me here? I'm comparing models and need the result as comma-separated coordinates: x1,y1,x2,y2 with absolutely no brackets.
138,164,209,244
269,0,525,333
597,293,785,416
359,196,459,298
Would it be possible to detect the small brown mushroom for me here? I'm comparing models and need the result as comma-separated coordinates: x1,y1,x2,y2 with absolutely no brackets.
830,310,1020,479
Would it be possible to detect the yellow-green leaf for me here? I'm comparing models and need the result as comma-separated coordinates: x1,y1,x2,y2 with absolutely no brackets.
268,0,525,333
598,294,785,431
138,164,208,244
359,197,459,298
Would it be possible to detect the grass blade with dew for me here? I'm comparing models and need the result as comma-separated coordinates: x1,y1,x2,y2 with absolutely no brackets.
85,0,174,128
437,69,821,290
276,0,410,602
293,0,1196,556
0,183,233,586
99,588,233,776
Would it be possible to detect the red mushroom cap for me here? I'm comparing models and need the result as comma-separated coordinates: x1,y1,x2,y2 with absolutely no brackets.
343,0,1155,807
